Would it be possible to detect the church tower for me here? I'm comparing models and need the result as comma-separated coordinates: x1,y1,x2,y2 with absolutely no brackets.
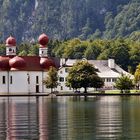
6,36,16,56
38,33,49,57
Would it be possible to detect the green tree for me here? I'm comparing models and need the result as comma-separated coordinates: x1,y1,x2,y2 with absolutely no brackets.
134,64,140,89
111,39,130,70
43,67,58,93
90,29,102,40
66,60,104,93
84,43,101,59
129,41,140,73
18,50,27,56
79,18,92,40
28,44,39,56
115,74,134,93
0,44,6,55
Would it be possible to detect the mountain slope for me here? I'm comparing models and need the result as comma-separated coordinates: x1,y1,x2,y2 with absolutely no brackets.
0,0,134,42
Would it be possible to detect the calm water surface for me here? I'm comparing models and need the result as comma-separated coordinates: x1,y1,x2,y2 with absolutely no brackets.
0,96,140,140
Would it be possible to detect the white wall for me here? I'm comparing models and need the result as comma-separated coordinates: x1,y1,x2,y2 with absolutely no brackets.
28,71,43,93
0,72,9,93
57,67,73,92
56,67,120,92
9,71,29,93
0,71,47,94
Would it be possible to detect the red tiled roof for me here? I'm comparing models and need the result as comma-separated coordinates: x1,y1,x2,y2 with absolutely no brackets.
0,56,58,71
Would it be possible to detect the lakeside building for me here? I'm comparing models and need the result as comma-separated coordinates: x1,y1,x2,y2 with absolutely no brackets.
0,34,59,94
57,59,133,92
0,34,133,94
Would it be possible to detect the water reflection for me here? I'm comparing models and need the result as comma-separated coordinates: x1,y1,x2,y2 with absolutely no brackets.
0,96,140,139
95,97,122,140
6,97,39,140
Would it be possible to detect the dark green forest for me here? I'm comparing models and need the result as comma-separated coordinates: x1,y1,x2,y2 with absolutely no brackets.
0,0,140,42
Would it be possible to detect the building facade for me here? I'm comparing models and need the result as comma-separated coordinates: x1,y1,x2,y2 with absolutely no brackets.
0,34,57,94
57,59,133,92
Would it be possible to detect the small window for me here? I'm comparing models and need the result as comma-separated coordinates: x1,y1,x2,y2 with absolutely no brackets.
36,76,39,84
60,71,63,74
2,76,6,84
10,76,12,84
59,77,64,82
65,68,69,73
112,78,117,82
61,86,63,90
27,74,30,84
9,48,12,51
107,78,111,82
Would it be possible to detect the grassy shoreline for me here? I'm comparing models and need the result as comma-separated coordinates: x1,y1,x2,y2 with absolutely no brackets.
0,90,140,97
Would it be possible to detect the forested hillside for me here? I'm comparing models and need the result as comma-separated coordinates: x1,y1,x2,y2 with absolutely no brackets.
0,0,138,42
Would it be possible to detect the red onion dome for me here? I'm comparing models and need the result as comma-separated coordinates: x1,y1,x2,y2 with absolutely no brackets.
38,33,49,46
9,56,26,69
6,36,16,46
40,57,55,69
0,56,10,70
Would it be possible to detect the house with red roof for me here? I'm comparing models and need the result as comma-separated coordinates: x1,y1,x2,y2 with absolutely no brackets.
0,34,57,93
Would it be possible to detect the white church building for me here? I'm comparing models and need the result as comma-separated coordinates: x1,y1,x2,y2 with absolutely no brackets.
0,34,57,94
0,34,133,94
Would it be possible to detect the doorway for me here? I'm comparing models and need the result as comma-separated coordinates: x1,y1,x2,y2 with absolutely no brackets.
36,85,39,93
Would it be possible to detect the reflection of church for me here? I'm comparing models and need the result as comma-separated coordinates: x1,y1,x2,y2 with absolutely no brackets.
0,34,57,93
0,97,60,140
0,97,47,139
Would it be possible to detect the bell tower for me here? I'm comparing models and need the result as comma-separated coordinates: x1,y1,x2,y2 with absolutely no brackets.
38,33,49,57
6,36,16,56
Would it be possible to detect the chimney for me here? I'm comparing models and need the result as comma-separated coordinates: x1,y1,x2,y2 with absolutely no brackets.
60,58,66,66
108,59,115,69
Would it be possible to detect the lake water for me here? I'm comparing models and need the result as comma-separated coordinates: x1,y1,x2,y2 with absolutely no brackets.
0,96,140,140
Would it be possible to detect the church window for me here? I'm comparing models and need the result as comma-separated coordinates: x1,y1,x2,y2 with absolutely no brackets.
2,76,6,84
10,76,12,84
9,48,12,51
36,76,39,84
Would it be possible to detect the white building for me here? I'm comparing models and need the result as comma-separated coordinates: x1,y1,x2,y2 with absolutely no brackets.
57,59,133,92
0,34,58,94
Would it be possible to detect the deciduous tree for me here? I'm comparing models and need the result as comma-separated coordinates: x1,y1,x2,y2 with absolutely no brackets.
134,64,140,89
43,67,58,93
66,60,104,93
115,74,134,93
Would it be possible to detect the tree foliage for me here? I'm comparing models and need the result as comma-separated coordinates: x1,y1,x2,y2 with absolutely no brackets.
104,2,140,39
43,67,58,93
53,38,139,72
115,74,134,93
134,64,140,85
66,60,104,93
0,0,133,42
